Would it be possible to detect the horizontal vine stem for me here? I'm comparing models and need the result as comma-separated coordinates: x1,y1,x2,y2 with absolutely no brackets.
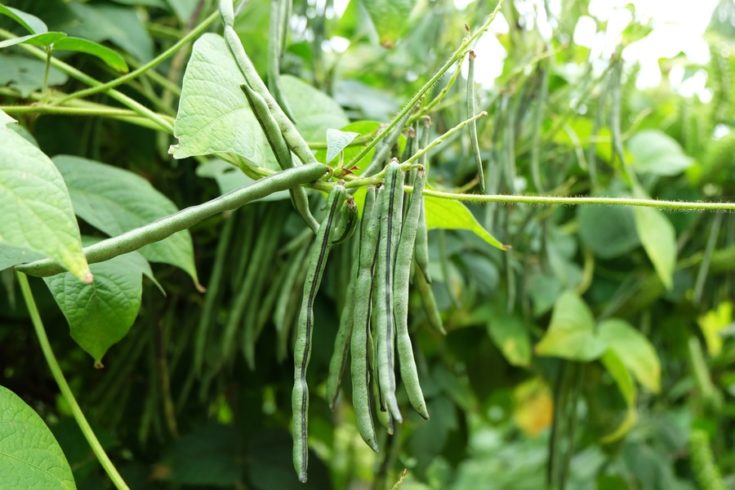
16,272,130,490
17,164,328,278
0,104,172,130
423,190,735,211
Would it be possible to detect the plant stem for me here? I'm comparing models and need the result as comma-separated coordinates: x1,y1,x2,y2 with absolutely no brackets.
54,11,218,106
0,104,172,130
0,28,173,133
404,112,487,167
345,0,503,168
421,190,735,212
17,163,328,278
16,272,130,490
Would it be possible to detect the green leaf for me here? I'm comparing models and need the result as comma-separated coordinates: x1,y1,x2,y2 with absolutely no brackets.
424,196,506,250
0,31,65,50
698,302,732,357
63,3,153,61
361,0,416,47
578,205,640,259
0,5,47,34
170,33,273,165
486,310,531,367
283,75,349,142
172,34,348,167
628,130,693,176
326,128,359,163
600,350,638,443
53,155,198,286
163,424,242,486
535,291,606,361
633,206,676,290
0,53,68,96
0,126,90,281
598,319,661,393
53,37,128,72
44,252,144,364
0,385,76,489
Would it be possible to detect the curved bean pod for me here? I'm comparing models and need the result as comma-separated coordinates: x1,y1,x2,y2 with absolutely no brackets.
241,83,319,232
375,161,404,423
349,187,380,450
292,186,344,482
393,170,429,419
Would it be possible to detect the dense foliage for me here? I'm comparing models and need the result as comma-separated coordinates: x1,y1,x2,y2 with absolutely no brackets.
1,0,735,489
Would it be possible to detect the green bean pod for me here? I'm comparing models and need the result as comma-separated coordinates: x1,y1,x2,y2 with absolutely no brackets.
349,187,380,450
375,161,404,423
393,170,429,419
325,234,359,410
274,244,309,362
415,266,445,335
467,51,485,190
267,0,295,121
414,119,431,282
223,24,319,166
241,83,319,232
330,195,358,245
292,186,344,482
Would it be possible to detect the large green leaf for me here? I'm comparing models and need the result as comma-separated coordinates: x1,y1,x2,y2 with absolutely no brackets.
633,206,676,290
171,34,348,165
170,33,272,165
283,75,349,142
361,0,416,47
0,120,90,281
53,155,198,285
0,385,75,489
44,252,144,364
424,196,506,250
599,319,661,393
0,34,128,72
578,205,639,259
535,291,605,361
628,130,693,176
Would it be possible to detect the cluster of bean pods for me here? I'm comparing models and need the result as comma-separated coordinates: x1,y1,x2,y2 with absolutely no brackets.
291,161,442,482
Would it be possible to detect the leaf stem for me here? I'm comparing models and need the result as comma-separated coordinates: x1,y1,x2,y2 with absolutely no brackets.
0,104,173,130
15,272,130,490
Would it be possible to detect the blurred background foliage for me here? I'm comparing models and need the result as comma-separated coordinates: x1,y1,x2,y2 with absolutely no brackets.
2,0,735,488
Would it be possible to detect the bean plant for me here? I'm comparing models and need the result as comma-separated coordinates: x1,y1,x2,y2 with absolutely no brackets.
1,0,734,489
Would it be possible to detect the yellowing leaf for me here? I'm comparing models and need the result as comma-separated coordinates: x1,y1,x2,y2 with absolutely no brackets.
698,302,732,357
513,378,553,437
424,195,506,250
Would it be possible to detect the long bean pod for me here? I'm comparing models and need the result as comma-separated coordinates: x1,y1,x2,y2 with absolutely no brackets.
415,266,445,335
267,0,294,120
292,186,344,482
467,51,485,190
414,118,432,282
222,23,318,166
326,234,359,410
241,83,318,231
393,170,429,419
375,161,404,422
349,187,380,450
